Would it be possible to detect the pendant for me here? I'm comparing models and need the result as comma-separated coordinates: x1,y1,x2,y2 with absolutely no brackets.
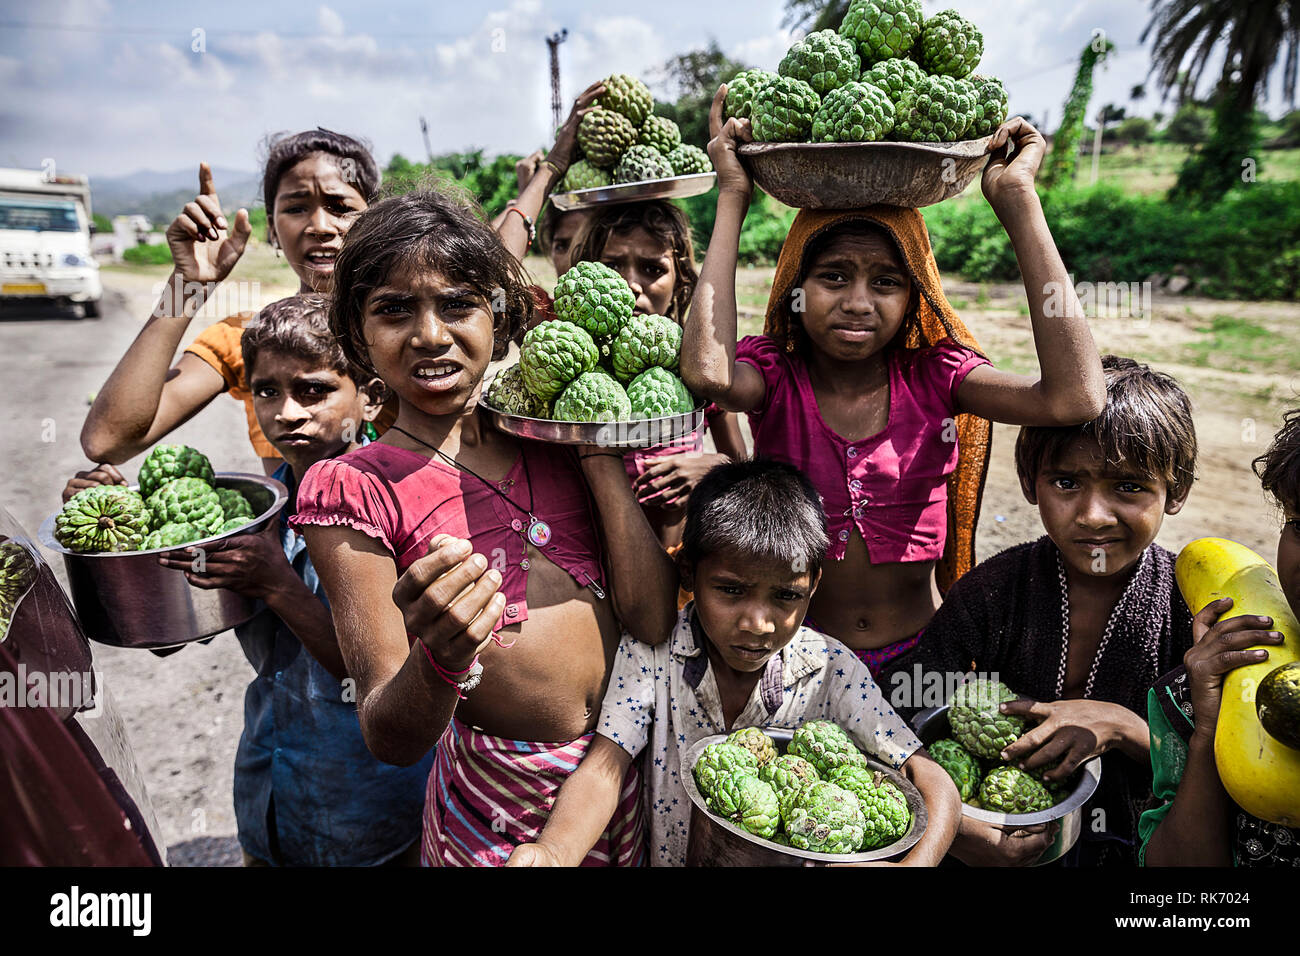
527,517,552,548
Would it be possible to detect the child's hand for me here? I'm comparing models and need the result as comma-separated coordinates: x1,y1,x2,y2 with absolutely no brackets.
1185,596,1284,739
707,85,754,197
62,464,128,502
504,843,565,867
632,451,729,510
998,698,1134,780
980,117,1046,211
515,149,546,191
392,534,507,674
164,162,252,285
952,816,1059,867
548,80,606,174
157,526,290,599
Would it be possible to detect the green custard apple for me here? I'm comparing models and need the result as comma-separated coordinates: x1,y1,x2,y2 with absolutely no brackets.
778,29,862,97
811,81,895,142
216,516,252,534
785,781,868,853
0,541,38,640
216,487,255,521
143,522,206,551
596,73,653,127
519,321,599,401
611,313,682,381
788,719,867,776
893,74,976,142
860,57,926,106
750,76,821,142
927,737,982,801
1257,661,1300,750
552,371,632,423
711,771,781,839
561,159,612,192
968,74,1008,137
637,115,682,155
613,144,674,185
918,8,984,78
55,486,149,553
576,108,638,169
146,477,224,534
486,362,552,418
726,727,779,767
693,741,760,799
553,260,636,338
724,69,780,121
839,0,924,64
979,765,1054,814
138,444,215,499
759,753,822,794
830,765,910,849
948,678,1026,759
626,367,693,419
665,144,712,176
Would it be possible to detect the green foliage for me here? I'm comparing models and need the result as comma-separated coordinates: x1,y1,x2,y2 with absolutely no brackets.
1170,87,1262,203
1042,38,1114,189
656,40,751,150
382,150,521,219
122,243,174,265
247,205,268,238
91,213,112,233
1165,102,1211,144
1269,110,1300,147
1114,116,1155,143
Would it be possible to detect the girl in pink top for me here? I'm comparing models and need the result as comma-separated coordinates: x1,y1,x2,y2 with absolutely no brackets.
292,189,677,866
681,90,1107,674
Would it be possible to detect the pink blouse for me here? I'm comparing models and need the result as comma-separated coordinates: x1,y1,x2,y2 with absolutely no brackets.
290,440,606,629
735,335,989,564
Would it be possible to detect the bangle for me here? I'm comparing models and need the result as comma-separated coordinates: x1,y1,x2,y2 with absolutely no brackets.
418,640,483,699
542,159,564,178
504,206,535,246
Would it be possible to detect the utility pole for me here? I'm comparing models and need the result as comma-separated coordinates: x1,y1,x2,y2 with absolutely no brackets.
419,116,434,165
547,29,568,132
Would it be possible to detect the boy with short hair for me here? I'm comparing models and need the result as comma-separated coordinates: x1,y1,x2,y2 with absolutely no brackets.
882,355,1200,867
505,458,961,867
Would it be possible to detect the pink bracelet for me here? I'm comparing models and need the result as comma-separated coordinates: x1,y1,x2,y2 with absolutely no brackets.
418,640,479,698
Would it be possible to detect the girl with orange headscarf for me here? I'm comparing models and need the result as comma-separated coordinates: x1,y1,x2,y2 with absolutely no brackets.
680,87,1106,680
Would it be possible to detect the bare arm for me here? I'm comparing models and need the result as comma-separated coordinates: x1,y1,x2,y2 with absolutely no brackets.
1142,732,1233,866
705,410,748,462
896,751,961,865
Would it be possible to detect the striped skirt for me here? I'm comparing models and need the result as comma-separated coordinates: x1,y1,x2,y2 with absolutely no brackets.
422,717,647,867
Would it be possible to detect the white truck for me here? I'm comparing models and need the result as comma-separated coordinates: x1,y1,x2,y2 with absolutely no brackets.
0,167,103,317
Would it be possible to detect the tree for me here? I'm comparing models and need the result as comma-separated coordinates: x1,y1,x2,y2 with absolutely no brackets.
1042,36,1116,189
1116,116,1156,143
1165,102,1211,143
653,40,751,150
783,0,849,31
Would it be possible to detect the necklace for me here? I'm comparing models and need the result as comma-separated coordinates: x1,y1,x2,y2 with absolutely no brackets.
1054,548,1148,699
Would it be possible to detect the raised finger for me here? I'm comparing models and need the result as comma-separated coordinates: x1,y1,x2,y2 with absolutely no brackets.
709,84,727,139
198,162,217,197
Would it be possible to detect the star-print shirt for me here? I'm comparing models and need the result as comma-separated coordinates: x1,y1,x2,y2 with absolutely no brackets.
598,603,921,866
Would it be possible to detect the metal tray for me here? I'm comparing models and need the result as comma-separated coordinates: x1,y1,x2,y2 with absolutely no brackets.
483,401,706,448
550,172,717,211
738,137,993,209
682,728,927,865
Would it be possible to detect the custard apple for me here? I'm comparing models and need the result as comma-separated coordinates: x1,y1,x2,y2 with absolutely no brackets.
553,370,632,423
55,486,149,553
665,144,712,176
561,159,612,192
919,8,984,79
894,74,977,142
553,260,636,337
788,719,867,776
830,765,910,849
596,73,653,127
637,115,682,155
693,741,760,798
143,522,206,551
785,781,867,853
519,320,598,401
724,69,780,121
486,362,552,418
928,738,981,801
726,727,779,767
217,516,252,534
146,477,224,533
216,487,255,521
839,0,924,64
138,444,215,499
968,74,1008,137
860,57,925,106
626,367,693,419
979,765,1054,814
614,145,674,185
611,313,682,381
759,753,822,794
778,30,862,97
948,678,1025,759
811,81,895,142
576,108,638,169
776,780,810,826
709,769,781,838
0,541,37,640
750,76,820,142
707,767,759,817
1027,761,1075,804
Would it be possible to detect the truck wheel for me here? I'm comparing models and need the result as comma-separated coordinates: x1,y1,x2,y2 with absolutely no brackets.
82,299,100,318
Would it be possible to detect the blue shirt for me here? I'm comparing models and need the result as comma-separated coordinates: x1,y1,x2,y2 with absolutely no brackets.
233,458,434,866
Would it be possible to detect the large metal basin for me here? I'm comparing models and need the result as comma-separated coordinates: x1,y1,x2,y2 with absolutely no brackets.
913,705,1101,865
37,473,288,650
682,728,927,866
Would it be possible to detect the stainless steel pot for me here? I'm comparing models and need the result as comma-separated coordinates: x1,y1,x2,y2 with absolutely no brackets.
682,728,928,866
37,473,289,650
482,400,707,449
913,705,1102,865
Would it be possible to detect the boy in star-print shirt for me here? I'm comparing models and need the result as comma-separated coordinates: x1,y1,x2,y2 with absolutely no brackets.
506,460,961,867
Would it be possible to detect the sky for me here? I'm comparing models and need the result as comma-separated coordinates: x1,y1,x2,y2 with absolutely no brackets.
1,0,1295,183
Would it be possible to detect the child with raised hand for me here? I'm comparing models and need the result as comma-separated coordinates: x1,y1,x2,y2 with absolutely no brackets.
681,87,1106,676
1141,409,1300,866
290,187,679,867
505,458,960,867
882,356,1200,867
82,129,382,476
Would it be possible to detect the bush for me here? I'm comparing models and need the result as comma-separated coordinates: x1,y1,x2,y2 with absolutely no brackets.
1165,103,1211,145
121,243,173,266
1114,117,1154,144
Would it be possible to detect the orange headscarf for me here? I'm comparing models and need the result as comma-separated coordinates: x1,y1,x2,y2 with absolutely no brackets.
763,206,992,592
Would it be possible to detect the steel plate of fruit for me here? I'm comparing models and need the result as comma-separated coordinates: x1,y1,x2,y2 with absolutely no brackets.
482,400,706,449
681,729,927,866
37,473,288,650
549,172,717,211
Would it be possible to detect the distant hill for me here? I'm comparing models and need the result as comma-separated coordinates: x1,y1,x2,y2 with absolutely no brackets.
90,166,262,223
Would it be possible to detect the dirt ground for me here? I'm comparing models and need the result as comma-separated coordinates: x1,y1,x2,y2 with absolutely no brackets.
3,247,1295,865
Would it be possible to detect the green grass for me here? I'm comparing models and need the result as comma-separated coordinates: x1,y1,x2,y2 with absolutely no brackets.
1183,314,1300,376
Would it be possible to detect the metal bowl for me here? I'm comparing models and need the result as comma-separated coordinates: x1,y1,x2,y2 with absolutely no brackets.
682,728,927,866
483,401,706,449
913,705,1102,865
737,138,993,209
37,473,289,650
549,173,717,211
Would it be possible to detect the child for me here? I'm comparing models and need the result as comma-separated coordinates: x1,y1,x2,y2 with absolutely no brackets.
290,187,680,866
882,356,1199,867
81,129,383,476
71,294,433,866
1140,408,1299,866
504,458,961,867
682,88,1106,676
